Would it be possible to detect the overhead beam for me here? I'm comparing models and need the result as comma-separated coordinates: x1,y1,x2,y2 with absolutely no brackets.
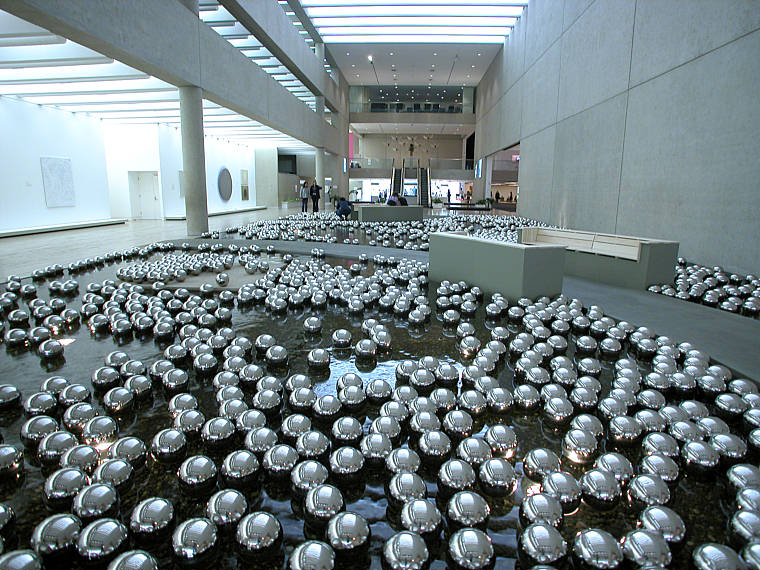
0,0,343,153
219,0,342,112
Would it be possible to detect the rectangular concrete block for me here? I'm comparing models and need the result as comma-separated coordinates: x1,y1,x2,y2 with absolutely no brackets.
429,232,565,300
518,227,680,289
358,205,423,223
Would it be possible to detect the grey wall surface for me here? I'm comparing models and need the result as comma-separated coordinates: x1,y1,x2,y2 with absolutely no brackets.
475,0,760,273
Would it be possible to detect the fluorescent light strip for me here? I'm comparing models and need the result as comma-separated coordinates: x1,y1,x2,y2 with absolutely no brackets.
0,77,173,96
302,0,525,5
319,26,511,35
306,5,524,16
312,16,516,26
322,34,508,42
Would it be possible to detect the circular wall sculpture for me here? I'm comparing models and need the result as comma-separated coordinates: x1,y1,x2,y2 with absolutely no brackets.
218,168,233,201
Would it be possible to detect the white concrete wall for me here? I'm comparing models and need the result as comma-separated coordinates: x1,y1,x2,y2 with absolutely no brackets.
0,97,111,232
359,135,464,160
157,124,185,218
103,123,161,219
475,0,760,273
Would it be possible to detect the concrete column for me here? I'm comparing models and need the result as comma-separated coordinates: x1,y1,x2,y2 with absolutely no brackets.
336,154,349,200
179,85,208,235
461,136,467,169
472,155,493,202
315,147,324,210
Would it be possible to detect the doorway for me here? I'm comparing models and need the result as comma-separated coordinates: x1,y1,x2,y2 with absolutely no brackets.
128,171,161,219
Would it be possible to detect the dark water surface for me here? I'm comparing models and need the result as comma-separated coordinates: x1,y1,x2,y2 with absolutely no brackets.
0,251,734,569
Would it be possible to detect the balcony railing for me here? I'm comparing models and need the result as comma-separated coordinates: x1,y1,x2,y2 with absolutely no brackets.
350,101,464,114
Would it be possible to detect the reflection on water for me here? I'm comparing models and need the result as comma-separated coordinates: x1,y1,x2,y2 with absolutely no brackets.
0,252,731,569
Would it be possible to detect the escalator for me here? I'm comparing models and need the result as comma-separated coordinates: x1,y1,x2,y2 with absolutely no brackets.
391,158,404,197
418,165,430,207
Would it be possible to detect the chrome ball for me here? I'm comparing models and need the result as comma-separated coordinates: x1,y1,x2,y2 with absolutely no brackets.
572,528,623,570
400,499,442,539
172,518,218,564
446,490,490,530
479,458,518,497
289,541,334,570
43,467,89,510
693,543,745,570
519,523,567,566
626,474,670,511
387,473,426,509
541,471,581,513
448,528,494,570
262,444,299,480
177,455,218,496
523,448,561,481
437,459,476,499
580,469,621,511
620,529,671,567
519,493,563,528
205,489,248,530
31,514,81,565
291,460,329,499
562,429,598,465
236,512,282,559
76,518,128,566
130,497,174,544
107,550,158,570
326,512,370,553
593,452,634,487
639,505,686,547
305,484,344,528
382,531,429,570
72,483,119,523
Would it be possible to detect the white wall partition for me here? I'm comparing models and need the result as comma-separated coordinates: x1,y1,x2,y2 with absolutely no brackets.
0,97,111,232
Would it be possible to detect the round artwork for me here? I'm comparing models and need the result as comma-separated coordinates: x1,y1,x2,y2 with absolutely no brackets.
218,168,232,201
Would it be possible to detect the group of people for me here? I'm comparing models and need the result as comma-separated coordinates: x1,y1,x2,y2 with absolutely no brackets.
299,180,322,213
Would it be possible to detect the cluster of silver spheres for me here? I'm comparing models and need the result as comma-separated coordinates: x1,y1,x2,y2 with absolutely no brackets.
2,242,760,570
200,212,557,251
650,257,759,318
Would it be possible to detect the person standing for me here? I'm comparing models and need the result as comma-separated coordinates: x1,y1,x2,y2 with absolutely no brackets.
299,181,309,213
309,179,321,213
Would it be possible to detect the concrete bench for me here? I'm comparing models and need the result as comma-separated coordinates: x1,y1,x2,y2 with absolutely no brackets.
358,205,424,222
518,227,679,289
429,232,565,300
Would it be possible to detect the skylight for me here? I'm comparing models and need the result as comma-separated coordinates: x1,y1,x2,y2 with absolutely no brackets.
302,1,527,42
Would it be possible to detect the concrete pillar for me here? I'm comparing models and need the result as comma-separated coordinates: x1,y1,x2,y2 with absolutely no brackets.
314,43,326,117
179,85,208,235
461,136,467,169
315,147,324,210
336,154,349,200
472,155,493,202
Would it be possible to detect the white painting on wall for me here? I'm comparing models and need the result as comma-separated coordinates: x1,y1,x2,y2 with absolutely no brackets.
40,157,75,207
